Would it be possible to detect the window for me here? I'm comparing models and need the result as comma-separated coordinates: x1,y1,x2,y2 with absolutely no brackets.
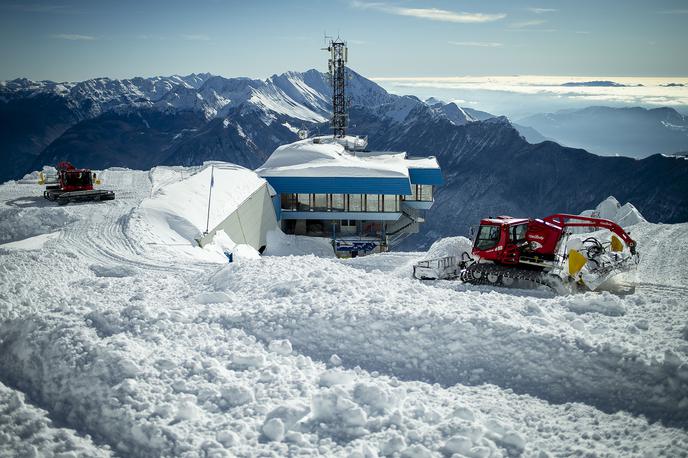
349,194,363,212
313,194,327,211
510,224,528,244
366,194,380,212
331,194,345,211
383,194,399,212
297,194,310,211
474,225,501,251
281,193,298,211
420,185,433,201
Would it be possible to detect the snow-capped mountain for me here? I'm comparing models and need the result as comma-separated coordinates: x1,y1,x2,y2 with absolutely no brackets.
2,70,688,250
427,101,478,126
517,106,688,158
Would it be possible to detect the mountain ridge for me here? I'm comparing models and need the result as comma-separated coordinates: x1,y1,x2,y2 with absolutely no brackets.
2,70,687,249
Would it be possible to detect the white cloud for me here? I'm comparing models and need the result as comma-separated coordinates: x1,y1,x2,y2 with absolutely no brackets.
528,7,557,14
449,41,503,47
351,1,505,23
181,34,211,41
52,33,95,41
509,19,547,28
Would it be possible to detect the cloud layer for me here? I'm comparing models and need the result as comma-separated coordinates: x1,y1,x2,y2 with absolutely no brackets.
373,75,688,108
351,1,505,23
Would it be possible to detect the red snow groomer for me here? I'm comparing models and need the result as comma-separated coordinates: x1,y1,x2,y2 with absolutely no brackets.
40,162,115,205
414,213,639,291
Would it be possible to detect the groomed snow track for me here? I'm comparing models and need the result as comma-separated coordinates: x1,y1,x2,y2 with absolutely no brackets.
203,255,688,427
1,168,688,456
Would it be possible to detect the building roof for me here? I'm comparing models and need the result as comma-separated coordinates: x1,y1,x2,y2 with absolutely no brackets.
256,136,442,194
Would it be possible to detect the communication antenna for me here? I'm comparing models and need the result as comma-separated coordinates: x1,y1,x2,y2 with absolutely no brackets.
322,36,348,138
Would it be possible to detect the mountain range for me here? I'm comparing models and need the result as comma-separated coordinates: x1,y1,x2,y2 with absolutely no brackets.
2,70,687,248
517,106,688,158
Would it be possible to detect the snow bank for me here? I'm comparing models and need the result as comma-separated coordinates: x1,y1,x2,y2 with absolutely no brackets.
0,381,111,457
263,229,334,257
202,230,261,262
425,236,473,260
581,196,646,227
0,232,60,250
16,166,56,184
0,207,75,244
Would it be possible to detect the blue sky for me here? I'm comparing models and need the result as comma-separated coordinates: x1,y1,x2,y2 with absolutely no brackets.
0,0,687,82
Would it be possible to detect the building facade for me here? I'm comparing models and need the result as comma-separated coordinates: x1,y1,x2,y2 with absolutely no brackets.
257,135,442,256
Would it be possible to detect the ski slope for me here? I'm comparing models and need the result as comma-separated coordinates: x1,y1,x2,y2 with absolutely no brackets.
1,167,687,457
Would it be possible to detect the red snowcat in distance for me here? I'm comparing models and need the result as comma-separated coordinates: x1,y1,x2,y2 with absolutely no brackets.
40,162,115,205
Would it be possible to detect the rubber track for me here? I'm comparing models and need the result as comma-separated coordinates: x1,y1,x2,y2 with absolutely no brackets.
461,263,561,290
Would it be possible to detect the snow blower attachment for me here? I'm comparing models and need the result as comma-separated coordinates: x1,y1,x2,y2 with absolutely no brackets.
40,162,115,205
414,213,639,292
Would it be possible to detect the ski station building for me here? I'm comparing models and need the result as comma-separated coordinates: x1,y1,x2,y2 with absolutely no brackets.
256,134,443,256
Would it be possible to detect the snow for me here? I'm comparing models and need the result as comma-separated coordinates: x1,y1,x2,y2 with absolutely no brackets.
581,195,646,227
256,136,412,179
134,164,267,260
0,381,111,457
0,232,60,250
1,167,687,456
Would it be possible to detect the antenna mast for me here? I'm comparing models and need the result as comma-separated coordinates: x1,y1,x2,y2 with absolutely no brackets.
323,36,348,138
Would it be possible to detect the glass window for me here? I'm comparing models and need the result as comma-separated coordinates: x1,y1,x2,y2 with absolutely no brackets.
297,193,310,211
474,225,502,251
420,185,433,201
383,194,398,212
313,194,327,211
366,194,380,212
281,193,297,211
331,194,345,211
349,194,363,212
510,224,528,243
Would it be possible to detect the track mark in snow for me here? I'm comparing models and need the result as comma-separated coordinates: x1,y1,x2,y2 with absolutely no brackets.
204,256,688,427
0,381,112,457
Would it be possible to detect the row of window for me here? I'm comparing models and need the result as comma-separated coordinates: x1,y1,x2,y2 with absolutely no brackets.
281,193,401,213
280,186,433,213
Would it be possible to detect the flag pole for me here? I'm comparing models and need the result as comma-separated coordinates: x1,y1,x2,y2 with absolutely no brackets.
204,165,214,235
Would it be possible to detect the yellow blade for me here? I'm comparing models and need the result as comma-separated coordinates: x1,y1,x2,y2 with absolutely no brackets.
38,172,45,185
568,249,587,276
611,235,623,252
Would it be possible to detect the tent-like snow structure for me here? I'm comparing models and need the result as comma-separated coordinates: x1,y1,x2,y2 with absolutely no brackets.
141,163,278,252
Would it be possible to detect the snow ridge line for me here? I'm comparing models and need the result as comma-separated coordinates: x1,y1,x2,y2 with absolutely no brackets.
202,257,688,427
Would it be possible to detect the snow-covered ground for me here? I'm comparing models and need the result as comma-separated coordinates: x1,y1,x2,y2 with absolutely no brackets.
1,167,688,457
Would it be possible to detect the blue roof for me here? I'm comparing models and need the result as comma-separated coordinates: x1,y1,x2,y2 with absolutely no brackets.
409,167,443,185
263,176,413,195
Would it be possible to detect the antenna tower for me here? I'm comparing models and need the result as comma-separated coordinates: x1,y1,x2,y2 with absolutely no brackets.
323,36,348,138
